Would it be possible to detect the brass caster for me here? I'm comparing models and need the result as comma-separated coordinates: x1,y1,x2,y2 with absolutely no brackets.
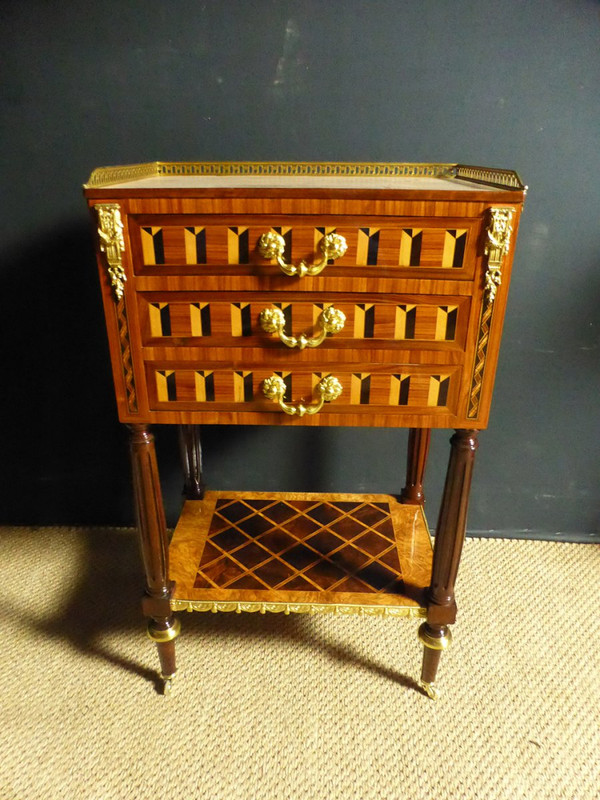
162,673,176,696
418,679,440,700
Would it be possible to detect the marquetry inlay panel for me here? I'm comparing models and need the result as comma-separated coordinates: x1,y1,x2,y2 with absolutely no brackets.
196,497,403,593
115,298,138,413
168,491,434,611
467,294,494,419
147,365,458,412
130,219,478,276
138,295,469,346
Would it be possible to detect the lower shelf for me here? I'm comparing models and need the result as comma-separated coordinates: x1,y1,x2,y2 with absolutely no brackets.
169,491,433,617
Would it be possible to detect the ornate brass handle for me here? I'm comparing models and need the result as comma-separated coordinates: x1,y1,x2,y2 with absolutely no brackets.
259,305,346,349
258,231,347,277
262,374,343,417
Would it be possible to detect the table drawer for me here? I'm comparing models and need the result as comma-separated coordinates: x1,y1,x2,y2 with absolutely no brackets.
128,215,482,283
137,292,471,351
145,362,462,418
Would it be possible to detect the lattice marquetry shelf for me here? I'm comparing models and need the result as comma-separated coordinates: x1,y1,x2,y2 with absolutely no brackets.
169,491,432,617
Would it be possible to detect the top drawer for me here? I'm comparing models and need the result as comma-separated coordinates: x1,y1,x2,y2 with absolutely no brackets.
127,215,482,283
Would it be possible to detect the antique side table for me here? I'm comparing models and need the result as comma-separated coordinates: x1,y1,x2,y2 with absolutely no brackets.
84,161,525,697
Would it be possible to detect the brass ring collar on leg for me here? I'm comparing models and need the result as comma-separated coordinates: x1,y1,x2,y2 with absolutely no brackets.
147,618,181,643
418,623,452,651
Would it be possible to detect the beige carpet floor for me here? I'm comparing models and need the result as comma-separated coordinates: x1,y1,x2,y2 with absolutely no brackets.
1,525,599,800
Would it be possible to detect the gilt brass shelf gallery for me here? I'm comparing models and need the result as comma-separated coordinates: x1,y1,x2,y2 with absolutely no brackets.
259,305,346,349
258,230,348,277
262,374,343,417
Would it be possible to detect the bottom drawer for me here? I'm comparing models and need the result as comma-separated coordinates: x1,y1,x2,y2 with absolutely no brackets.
145,362,462,418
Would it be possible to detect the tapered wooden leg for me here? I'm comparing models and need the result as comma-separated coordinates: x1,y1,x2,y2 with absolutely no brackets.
419,429,478,699
400,427,431,505
178,424,205,499
146,621,180,695
418,623,452,700
129,423,181,694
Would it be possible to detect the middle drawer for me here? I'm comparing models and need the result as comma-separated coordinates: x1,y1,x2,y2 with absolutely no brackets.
137,292,470,353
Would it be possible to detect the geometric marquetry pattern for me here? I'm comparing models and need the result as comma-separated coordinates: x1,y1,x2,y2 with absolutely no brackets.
190,302,211,336
156,370,177,402
193,497,406,594
141,299,461,343
442,229,467,268
389,374,411,406
194,371,215,402
140,227,165,265
115,297,138,412
230,302,252,336
395,305,417,339
184,227,206,264
227,227,250,265
151,369,453,409
148,302,171,336
428,375,450,407
233,371,254,402
353,302,375,340
138,225,469,269
399,229,422,267
272,227,292,261
468,297,494,419
351,373,371,405
394,304,458,341
356,228,380,265
354,304,376,338
435,305,458,341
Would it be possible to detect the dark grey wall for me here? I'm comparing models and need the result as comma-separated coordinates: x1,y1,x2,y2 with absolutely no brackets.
1,1,598,540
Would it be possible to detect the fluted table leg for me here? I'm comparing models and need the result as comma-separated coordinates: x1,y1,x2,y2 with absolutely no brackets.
419,429,478,699
129,423,180,694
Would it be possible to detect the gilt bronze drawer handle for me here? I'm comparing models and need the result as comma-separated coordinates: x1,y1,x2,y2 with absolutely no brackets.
259,305,346,349
258,231,348,277
262,374,343,417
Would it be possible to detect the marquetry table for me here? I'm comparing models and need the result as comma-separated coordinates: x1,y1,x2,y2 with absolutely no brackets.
84,161,525,697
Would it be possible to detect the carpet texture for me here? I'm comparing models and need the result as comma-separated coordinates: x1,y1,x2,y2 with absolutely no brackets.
1,526,599,800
